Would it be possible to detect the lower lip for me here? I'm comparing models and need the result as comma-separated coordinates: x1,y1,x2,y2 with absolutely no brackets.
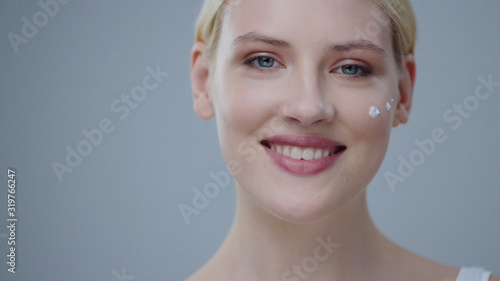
264,146,343,175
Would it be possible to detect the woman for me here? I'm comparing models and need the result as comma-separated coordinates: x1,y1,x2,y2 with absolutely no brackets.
187,0,499,280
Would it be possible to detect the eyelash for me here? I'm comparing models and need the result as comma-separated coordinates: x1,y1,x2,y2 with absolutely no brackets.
333,64,372,79
244,56,284,71
243,55,373,78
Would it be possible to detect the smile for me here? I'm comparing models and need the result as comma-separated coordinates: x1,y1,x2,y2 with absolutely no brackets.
261,142,346,160
260,135,346,175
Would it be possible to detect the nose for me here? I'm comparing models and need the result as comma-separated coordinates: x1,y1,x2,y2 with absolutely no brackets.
279,70,335,127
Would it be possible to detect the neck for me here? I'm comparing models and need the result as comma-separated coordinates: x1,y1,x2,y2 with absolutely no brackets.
209,186,397,281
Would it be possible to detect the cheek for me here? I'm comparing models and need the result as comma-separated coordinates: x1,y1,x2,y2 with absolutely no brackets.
330,73,398,137
213,76,271,161
337,88,393,138
343,99,392,136
335,87,395,170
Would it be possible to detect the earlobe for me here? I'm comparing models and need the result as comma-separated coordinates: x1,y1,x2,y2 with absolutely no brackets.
190,41,214,120
393,54,416,127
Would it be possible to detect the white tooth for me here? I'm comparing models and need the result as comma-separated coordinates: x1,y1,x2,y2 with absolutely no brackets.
290,147,303,160
276,145,283,154
314,149,323,159
283,146,291,157
303,148,315,160
271,145,276,152
322,150,329,157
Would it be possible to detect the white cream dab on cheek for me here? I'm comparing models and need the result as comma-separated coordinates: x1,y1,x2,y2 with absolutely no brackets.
386,101,392,111
369,106,380,119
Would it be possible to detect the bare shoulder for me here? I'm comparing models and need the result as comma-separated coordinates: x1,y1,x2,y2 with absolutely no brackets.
489,275,500,281
423,264,461,281
385,244,460,281
184,263,227,281
184,271,205,281
184,269,211,281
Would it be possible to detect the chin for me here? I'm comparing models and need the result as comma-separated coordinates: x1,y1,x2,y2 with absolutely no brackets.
261,185,352,224
268,203,337,224
270,209,329,224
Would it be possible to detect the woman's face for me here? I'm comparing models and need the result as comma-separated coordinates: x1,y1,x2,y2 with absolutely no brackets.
193,0,414,223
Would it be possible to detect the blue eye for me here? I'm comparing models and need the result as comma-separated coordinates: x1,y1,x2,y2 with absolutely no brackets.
341,65,361,75
257,57,275,68
334,64,371,78
246,56,283,70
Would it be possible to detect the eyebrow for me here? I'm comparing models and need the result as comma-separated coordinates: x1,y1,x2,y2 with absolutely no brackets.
231,32,291,48
231,32,387,57
327,40,387,57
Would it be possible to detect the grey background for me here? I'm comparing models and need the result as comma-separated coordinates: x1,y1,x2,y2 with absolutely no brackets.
0,1,499,280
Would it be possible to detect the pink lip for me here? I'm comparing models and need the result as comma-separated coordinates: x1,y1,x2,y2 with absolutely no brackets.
261,134,346,175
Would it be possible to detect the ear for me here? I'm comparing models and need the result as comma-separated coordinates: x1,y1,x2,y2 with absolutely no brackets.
393,54,416,127
190,41,214,120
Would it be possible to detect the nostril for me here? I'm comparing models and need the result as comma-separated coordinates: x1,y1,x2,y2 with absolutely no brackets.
280,101,335,127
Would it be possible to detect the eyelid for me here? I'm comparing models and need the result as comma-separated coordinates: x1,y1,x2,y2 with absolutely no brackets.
331,59,373,78
332,58,369,70
244,53,285,70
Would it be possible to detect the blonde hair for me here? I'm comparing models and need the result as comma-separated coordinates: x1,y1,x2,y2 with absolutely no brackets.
194,0,416,68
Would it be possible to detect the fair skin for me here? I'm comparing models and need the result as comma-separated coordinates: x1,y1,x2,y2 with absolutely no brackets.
188,0,499,280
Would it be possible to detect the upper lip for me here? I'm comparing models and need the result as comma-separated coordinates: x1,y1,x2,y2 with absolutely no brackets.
260,134,346,151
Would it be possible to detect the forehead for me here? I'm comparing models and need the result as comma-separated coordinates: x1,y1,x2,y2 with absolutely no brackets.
220,0,393,54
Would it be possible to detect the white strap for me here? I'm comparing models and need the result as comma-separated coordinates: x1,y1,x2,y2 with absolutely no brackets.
456,267,492,281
